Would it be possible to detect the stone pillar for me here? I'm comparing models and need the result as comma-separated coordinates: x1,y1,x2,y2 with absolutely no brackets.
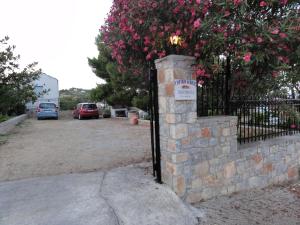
155,55,196,198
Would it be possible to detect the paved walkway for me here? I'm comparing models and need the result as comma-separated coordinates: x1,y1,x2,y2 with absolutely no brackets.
195,182,300,225
0,164,200,225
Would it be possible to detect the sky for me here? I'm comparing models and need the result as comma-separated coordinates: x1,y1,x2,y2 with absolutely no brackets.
0,0,113,90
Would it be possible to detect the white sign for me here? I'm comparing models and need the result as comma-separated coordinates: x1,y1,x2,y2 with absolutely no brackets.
174,79,197,100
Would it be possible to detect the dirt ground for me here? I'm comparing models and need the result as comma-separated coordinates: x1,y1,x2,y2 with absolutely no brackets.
195,182,300,225
0,111,151,181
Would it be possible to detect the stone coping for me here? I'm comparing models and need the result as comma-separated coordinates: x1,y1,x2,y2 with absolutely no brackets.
0,114,27,135
239,134,300,150
155,55,195,69
197,116,237,122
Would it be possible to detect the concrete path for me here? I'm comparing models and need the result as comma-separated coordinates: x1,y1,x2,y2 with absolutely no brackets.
0,164,200,225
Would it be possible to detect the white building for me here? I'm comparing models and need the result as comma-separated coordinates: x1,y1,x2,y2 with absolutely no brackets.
26,73,59,110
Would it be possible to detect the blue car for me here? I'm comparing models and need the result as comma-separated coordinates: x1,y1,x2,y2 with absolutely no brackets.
36,102,59,120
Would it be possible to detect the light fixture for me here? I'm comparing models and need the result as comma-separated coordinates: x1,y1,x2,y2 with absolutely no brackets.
169,35,182,46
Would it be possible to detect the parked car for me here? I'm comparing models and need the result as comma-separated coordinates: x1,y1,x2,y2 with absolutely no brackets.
36,102,59,120
73,103,99,120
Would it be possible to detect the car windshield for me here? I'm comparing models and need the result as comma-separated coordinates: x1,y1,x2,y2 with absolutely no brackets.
39,103,56,109
82,104,97,109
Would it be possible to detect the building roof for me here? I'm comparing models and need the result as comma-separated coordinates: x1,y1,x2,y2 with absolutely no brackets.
39,73,58,81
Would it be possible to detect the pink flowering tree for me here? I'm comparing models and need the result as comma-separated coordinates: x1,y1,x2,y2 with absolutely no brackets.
101,0,299,96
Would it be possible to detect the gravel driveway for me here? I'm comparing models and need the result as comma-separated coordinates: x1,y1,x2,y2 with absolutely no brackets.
0,113,151,181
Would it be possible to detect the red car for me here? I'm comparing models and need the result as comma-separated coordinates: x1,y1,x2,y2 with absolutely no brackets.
73,103,99,120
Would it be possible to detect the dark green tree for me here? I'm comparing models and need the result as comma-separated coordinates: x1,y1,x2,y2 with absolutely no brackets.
88,35,149,110
59,88,91,110
0,36,41,115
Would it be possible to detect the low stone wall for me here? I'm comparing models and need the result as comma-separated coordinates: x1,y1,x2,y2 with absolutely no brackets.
161,115,300,203
187,118,300,203
0,114,27,135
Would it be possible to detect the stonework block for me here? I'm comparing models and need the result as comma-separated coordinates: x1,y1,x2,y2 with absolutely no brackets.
194,161,210,177
173,175,186,197
167,139,181,152
172,153,189,163
287,167,298,179
158,70,165,83
165,82,174,96
270,145,279,153
263,163,273,174
170,124,188,139
201,127,211,138
222,128,231,137
186,192,203,203
173,69,184,79
187,112,197,123
166,161,183,175
251,154,263,164
249,177,265,188
191,178,202,189
158,84,166,96
165,114,176,124
159,97,167,114
162,172,172,187
181,136,191,146
224,161,236,178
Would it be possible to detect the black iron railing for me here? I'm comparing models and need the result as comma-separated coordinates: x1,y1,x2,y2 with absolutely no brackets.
230,97,300,144
197,76,300,143
197,72,229,117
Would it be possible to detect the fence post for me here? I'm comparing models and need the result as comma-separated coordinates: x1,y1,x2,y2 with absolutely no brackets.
225,56,231,115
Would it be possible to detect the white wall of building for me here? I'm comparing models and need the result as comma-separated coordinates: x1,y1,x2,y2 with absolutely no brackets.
26,73,59,110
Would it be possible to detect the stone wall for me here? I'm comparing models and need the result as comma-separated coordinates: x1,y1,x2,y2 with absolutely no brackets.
155,55,300,203
0,114,27,135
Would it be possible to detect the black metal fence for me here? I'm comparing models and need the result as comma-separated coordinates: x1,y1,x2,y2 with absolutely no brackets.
197,71,229,117
197,76,300,144
230,98,300,144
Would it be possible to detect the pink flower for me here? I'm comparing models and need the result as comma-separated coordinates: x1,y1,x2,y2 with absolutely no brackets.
146,53,152,61
198,80,205,86
280,0,288,5
272,71,279,78
259,1,267,7
158,51,166,58
190,8,196,16
243,52,252,63
196,0,201,4
194,18,201,29
194,53,200,57
235,24,241,31
279,33,287,38
257,37,263,43
151,2,158,8
233,0,241,6
224,10,230,17
196,69,205,76
143,47,149,52
175,30,181,36
271,28,279,34
178,0,184,6
144,36,151,46
133,33,140,40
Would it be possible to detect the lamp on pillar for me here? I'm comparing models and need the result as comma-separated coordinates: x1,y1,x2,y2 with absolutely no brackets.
169,35,182,54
